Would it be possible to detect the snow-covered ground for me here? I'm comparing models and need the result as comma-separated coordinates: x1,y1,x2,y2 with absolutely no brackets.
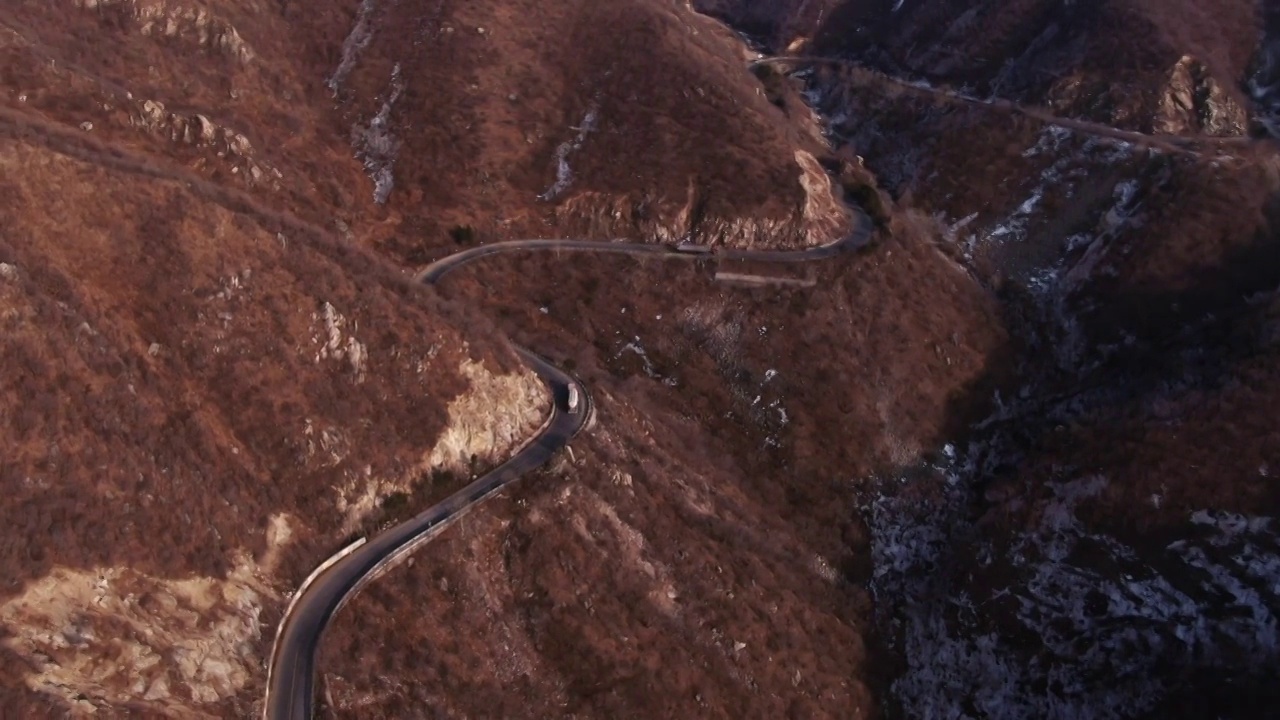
352,64,405,204
1249,20,1280,139
826,75,1280,718
867,447,1280,719
538,106,599,202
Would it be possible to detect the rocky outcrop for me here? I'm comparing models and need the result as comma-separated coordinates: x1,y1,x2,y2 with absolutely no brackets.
794,150,849,237
1156,55,1248,136
72,0,254,64
421,359,547,473
0,515,293,716
335,357,547,532
551,150,852,249
130,98,278,185
313,301,368,383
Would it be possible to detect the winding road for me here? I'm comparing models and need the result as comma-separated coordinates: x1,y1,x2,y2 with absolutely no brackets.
753,56,1257,157
264,203,874,720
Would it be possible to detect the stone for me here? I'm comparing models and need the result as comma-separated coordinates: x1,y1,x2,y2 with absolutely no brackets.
141,99,166,125
193,114,217,144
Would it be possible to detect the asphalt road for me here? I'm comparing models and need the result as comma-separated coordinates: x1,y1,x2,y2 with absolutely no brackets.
264,348,589,720
265,209,872,720
415,211,873,284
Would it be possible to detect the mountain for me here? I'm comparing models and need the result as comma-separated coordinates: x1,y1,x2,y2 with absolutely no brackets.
1,0,1277,717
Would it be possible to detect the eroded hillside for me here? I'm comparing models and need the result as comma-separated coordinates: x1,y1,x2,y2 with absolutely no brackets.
317,220,1006,717
4,0,1278,717
0,0,885,715
0,1,553,714
317,0,854,258
732,0,1280,717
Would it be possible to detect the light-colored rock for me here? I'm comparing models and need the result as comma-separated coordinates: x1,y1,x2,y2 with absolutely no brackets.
550,157,853,251
1157,55,1247,136
335,356,547,532
314,301,368,382
422,358,547,473
193,114,216,144
72,0,254,64
226,133,252,157
795,149,849,241
0,514,294,716
129,99,272,183
140,99,166,125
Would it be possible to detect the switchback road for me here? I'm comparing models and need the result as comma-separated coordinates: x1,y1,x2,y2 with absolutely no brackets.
265,212,873,720
264,348,591,720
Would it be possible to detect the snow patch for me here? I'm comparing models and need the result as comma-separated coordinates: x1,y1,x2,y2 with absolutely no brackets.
967,131,1138,260
868,461,1280,719
328,0,379,94
350,64,404,204
616,337,677,387
538,106,599,201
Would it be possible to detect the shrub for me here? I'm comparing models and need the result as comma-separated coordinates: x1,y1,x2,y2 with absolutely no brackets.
843,180,891,228
381,491,409,514
750,63,787,108
448,224,476,245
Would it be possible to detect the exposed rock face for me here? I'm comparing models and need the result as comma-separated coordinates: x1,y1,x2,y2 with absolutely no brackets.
1156,55,1247,136
1,515,293,716
423,359,547,474
335,358,547,534
131,98,277,185
314,302,369,383
548,148,851,249
72,0,254,64
794,149,849,238
323,0,853,256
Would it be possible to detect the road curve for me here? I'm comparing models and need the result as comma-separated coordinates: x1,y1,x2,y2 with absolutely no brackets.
264,348,590,720
415,220,872,285
266,210,873,720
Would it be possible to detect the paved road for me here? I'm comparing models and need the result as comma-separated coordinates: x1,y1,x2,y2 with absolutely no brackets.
264,348,590,720
415,217,872,284
265,211,873,720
